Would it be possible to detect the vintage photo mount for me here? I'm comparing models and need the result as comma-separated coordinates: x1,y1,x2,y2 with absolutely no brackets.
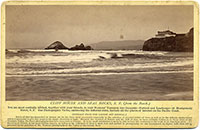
1,0,199,128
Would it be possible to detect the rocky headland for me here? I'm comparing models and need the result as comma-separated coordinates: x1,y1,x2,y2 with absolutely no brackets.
142,28,193,52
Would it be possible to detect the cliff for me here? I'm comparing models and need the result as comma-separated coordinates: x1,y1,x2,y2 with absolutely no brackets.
142,28,193,52
45,41,68,49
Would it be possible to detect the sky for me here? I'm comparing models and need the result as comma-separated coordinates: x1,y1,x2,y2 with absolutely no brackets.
6,5,193,49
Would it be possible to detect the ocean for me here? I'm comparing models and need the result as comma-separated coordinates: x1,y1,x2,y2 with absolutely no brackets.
6,49,193,100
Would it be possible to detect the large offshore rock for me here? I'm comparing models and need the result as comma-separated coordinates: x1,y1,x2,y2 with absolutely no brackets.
45,41,68,49
69,43,93,50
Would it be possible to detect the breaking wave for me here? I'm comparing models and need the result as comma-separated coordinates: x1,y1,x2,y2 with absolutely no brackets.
6,49,193,76
6,60,193,75
6,49,168,64
6,70,193,77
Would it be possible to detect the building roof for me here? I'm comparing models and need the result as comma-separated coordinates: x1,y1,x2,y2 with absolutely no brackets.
157,30,176,35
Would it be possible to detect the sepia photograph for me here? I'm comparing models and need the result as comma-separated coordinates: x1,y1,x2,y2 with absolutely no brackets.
6,5,194,101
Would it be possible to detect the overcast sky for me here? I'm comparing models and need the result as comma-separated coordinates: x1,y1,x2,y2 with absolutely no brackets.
6,5,193,49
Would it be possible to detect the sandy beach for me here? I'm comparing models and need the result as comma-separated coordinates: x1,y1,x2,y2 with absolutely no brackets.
6,72,193,101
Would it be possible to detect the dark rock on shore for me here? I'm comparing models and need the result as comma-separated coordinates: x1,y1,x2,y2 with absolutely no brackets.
69,43,93,50
45,41,68,49
142,28,193,52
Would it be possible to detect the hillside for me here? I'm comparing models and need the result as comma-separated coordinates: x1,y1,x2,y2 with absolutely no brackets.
90,40,144,50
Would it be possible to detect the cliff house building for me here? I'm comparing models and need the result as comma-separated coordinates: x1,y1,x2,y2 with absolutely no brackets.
155,30,176,38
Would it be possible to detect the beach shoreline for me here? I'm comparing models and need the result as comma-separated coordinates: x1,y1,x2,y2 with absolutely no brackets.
6,72,193,101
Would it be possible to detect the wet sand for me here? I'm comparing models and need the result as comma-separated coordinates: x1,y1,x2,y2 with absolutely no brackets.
6,72,193,101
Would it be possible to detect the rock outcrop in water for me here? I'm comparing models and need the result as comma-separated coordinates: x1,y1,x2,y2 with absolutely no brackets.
45,41,93,50
142,28,193,52
45,41,68,49
69,43,93,50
